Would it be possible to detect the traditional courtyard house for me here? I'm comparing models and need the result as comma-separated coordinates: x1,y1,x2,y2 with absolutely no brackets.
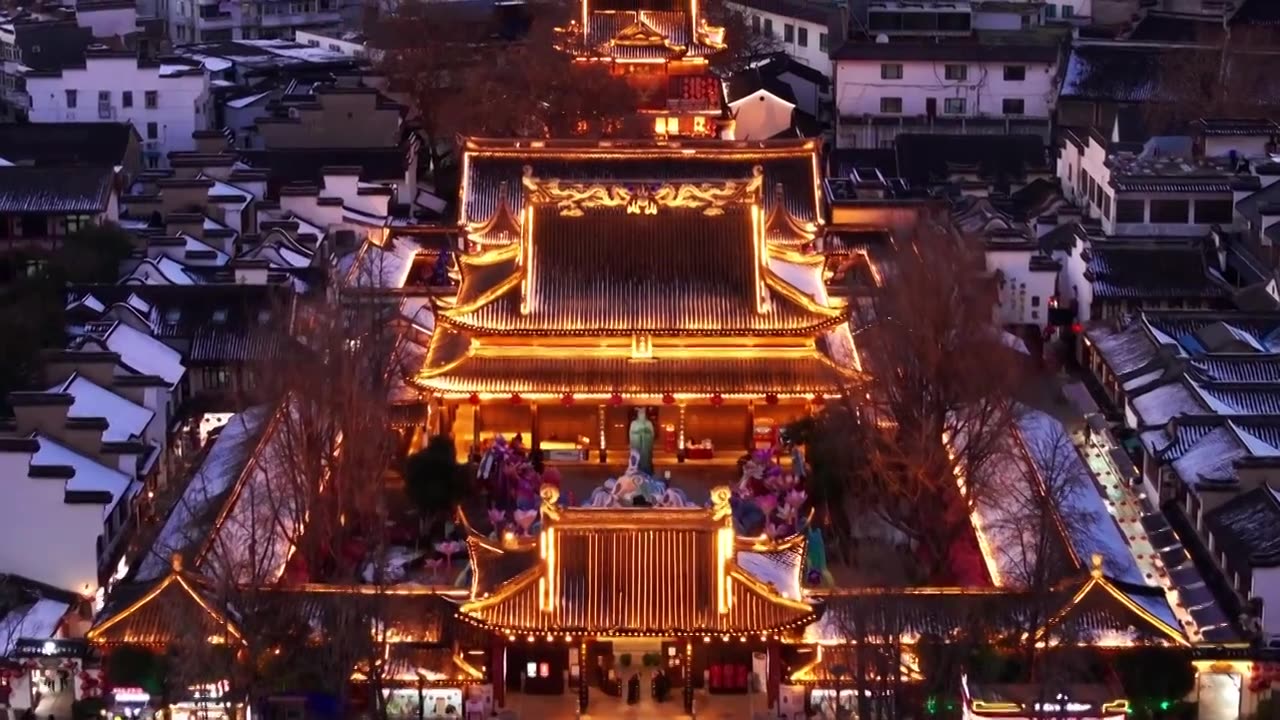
0,166,119,266
1060,232,1231,324
556,0,730,138
0,397,137,599
828,1,1064,150
22,51,210,169
415,137,855,463
1081,310,1280,657
1056,127,1247,237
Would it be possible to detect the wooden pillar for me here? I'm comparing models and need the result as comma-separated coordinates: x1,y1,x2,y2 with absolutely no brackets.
530,402,541,451
677,402,687,462
767,640,782,710
745,400,756,451
578,639,590,714
683,639,695,715
471,403,482,463
597,404,607,463
490,635,506,709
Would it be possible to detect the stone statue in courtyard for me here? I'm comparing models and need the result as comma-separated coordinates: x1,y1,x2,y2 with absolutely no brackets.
628,408,655,476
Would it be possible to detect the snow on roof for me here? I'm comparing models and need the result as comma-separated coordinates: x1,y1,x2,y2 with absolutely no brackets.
1231,422,1280,457
53,374,154,443
122,256,197,286
175,233,230,266
203,403,303,584
771,259,832,308
68,294,105,314
971,427,1044,587
102,322,185,386
204,215,233,233
134,406,273,582
1121,585,1184,636
199,56,234,72
225,90,271,109
400,296,435,334
1001,330,1030,356
1171,427,1245,488
346,237,419,289
1130,381,1204,426
1018,411,1146,586
737,550,803,601
1089,323,1159,375
158,64,197,77
1122,369,1163,392
33,434,132,518
206,177,255,206
125,293,152,315
288,214,324,239
0,599,69,656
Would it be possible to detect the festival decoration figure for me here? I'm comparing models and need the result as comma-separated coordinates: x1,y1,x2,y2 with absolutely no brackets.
628,408,655,475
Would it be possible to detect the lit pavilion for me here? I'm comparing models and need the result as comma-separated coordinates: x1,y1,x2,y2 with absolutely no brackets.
557,0,730,137
415,137,858,461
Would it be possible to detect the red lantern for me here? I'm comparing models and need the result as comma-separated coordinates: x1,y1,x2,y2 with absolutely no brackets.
662,393,676,405
467,392,481,406
765,393,779,406
1071,322,1084,335
609,392,623,406
560,393,574,406
510,393,522,404
710,393,724,406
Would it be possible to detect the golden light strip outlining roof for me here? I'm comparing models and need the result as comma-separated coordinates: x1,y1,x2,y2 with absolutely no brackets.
1032,567,1189,647
87,570,242,644
191,404,287,574
768,245,825,267
763,270,846,320
462,137,820,158
763,185,819,246
443,271,523,318
463,186,522,246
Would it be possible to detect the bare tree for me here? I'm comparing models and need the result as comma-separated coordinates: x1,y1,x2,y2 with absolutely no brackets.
1143,39,1280,131
840,219,1025,583
702,0,785,75
377,0,642,190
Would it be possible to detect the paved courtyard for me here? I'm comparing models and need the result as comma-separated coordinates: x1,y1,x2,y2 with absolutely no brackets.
502,685,772,720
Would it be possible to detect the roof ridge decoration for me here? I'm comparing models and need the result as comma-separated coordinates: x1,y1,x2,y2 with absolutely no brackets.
464,180,523,247
521,164,765,218
763,183,818,246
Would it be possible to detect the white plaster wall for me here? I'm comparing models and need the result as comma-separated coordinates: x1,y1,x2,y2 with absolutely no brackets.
24,58,209,164
986,249,1057,327
1061,239,1094,323
834,58,1056,118
729,91,795,140
0,451,106,595
724,4,831,75
1253,567,1280,639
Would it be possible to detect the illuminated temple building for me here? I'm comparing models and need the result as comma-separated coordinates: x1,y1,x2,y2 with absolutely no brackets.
558,0,730,137
416,137,856,461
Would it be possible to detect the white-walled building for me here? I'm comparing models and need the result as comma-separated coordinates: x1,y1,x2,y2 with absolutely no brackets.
0,405,135,598
726,71,797,140
1056,126,1254,238
22,51,209,168
829,1,1062,148
168,0,350,44
724,0,833,75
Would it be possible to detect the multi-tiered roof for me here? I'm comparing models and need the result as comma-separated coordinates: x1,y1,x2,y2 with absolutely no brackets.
417,138,857,399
